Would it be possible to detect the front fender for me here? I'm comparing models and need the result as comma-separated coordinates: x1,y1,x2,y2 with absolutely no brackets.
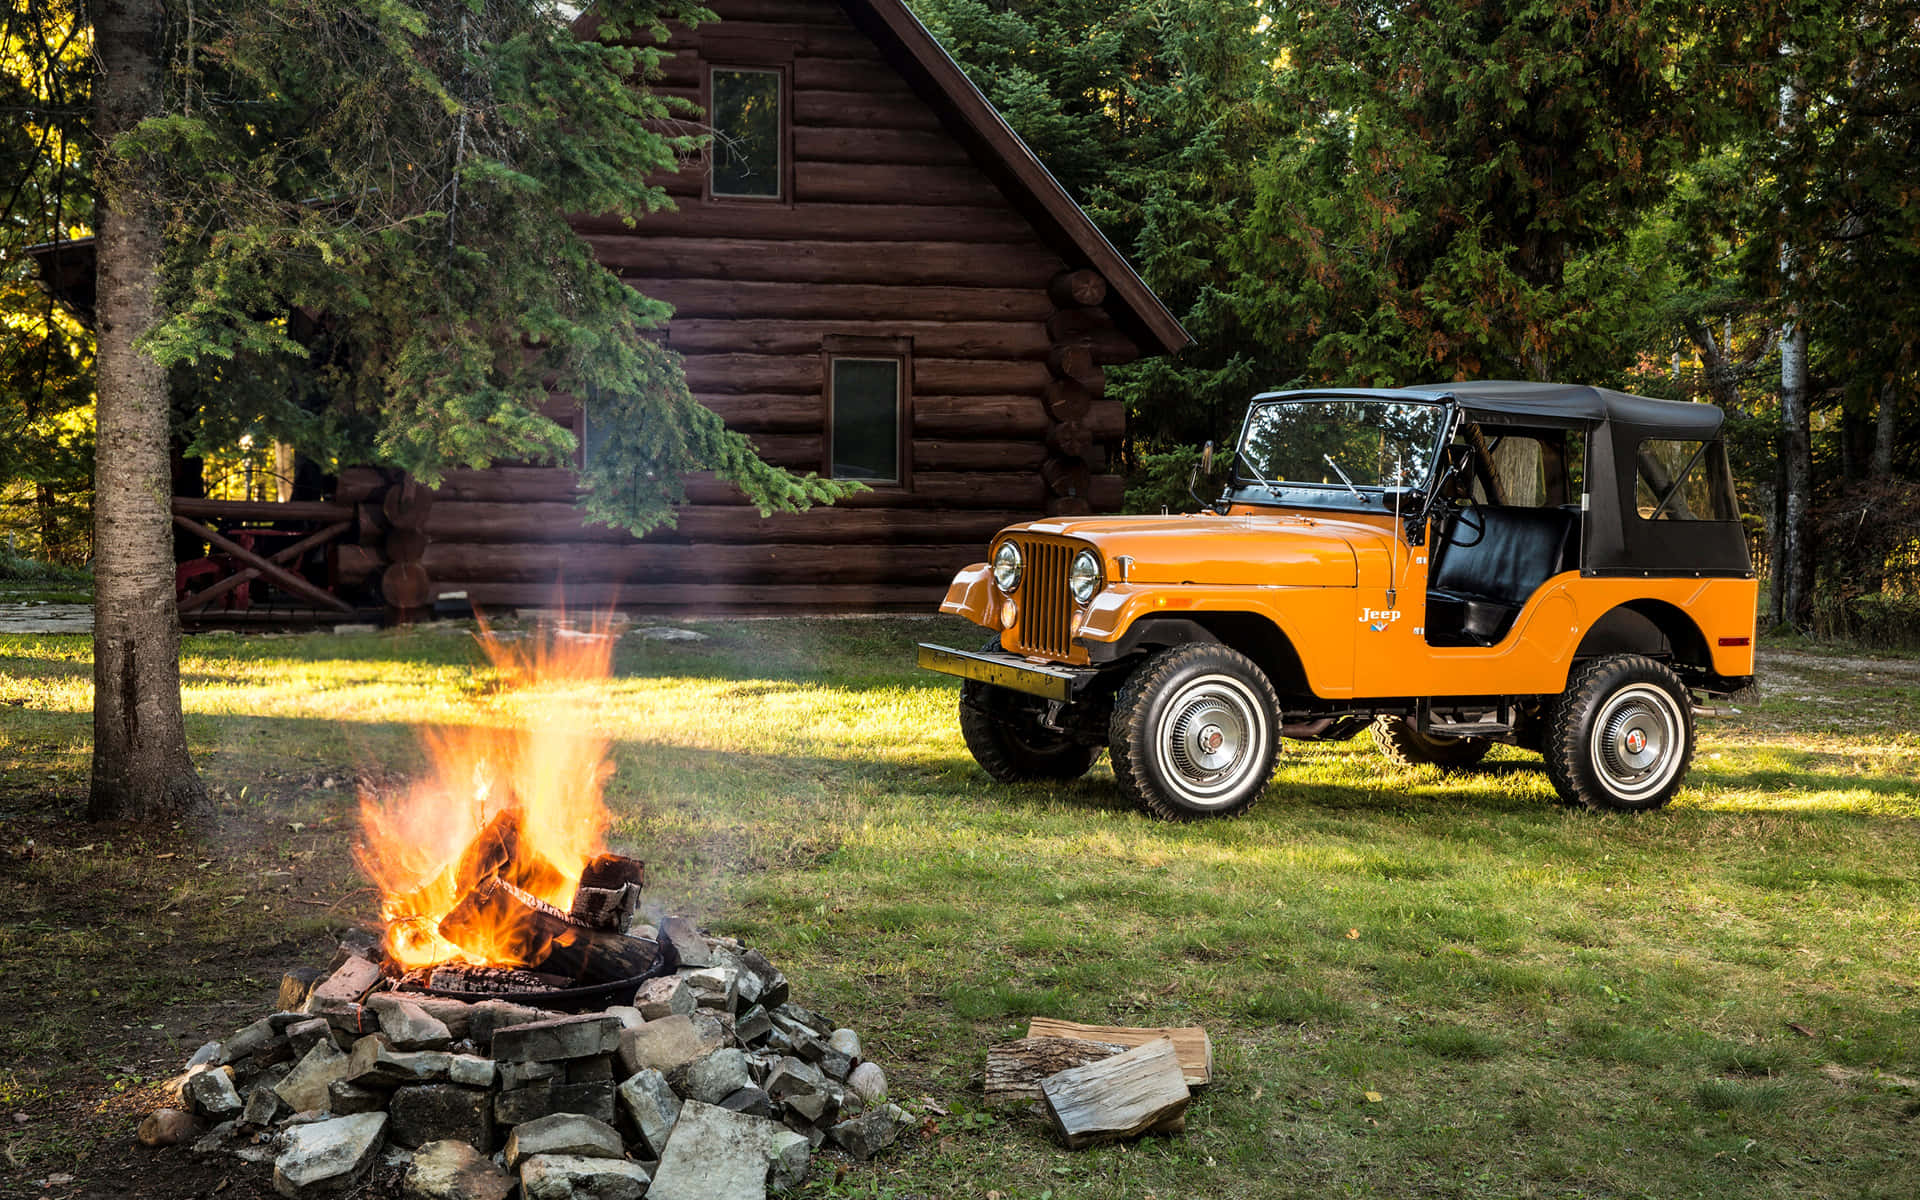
939,563,995,628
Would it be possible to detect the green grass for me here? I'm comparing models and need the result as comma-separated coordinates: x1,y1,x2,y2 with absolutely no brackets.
2,616,1918,1197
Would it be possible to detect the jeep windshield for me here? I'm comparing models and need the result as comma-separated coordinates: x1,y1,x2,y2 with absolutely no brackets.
1233,397,1449,504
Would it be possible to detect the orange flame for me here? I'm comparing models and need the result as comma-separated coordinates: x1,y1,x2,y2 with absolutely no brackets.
356,613,620,970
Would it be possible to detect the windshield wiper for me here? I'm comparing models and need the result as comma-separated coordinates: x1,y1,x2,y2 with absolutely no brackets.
1235,449,1283,498
1322,454,1366,501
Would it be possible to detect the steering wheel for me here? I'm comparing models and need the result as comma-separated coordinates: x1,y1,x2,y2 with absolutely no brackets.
1449,503,1488,548
1432,444,1490,547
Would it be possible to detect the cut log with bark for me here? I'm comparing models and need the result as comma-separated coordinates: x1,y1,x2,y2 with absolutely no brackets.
984,1037,1129,1104
1039,1037,1190,1149
1047,268,1108,308
1026,1017,1213,1086
438,875,670,985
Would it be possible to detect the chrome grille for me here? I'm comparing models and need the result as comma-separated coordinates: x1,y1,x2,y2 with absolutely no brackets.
1015,539,1073,657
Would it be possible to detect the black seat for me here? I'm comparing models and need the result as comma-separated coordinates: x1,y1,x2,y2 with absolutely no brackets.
1426,505,1578,647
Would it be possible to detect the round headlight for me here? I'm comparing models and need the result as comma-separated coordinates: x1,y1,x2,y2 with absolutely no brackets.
1068,548,1103,604
992,540,1023,593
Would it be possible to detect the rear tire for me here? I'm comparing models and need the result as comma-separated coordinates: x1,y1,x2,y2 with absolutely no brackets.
1109,644,1280,821
959,680,1099,783
1370,716,1493,768
1544,655,1694,811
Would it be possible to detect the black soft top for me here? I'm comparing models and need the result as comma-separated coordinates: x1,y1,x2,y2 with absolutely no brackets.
1401,381,1725,438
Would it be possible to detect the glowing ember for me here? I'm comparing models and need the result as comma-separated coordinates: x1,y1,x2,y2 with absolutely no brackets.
356,615,620,970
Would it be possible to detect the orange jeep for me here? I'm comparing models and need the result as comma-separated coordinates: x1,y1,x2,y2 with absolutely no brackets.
918,383,1757,819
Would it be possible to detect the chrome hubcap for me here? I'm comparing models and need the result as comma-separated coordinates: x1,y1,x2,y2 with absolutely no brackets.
1591,684,1683,800
1157,674,1267,806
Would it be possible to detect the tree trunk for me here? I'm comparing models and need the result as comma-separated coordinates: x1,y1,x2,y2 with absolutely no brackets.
86,0,210,824
1778,319,1813,630
1873,376,1897,479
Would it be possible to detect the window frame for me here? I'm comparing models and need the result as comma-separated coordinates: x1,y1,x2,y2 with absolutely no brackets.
702,59,793,206
822,335,913,489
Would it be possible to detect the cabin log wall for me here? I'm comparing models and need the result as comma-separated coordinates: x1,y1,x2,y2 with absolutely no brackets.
353,0,1143,611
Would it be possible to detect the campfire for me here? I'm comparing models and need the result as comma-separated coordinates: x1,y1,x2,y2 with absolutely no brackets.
150,618,911,1198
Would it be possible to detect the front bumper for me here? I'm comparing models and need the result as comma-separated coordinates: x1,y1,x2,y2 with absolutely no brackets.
916,643,1101,702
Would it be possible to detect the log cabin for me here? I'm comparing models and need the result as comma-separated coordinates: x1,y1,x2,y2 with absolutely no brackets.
36,0,1192,617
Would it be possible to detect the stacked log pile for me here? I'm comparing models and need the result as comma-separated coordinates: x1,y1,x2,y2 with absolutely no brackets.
1041,269,1134,518
152,924,911,1199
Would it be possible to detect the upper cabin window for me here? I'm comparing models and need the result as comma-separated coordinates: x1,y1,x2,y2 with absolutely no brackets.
710,67,783,199
1634,438,1741,521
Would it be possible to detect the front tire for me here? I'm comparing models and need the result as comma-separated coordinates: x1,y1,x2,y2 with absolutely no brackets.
959,680,1099,783
1370,716,1493,768
1544,655,1695,811
1109,644,1280,820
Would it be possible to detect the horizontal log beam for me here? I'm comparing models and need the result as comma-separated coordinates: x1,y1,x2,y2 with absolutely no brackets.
420,541,978,584
571,202,1035,245
669,20,875,60
620,279,1055,323
586,235,1056,289
692,392,1053,439
415,501,1029,546
796,162,1007,207
679,353,1051,397
793,126,971,166
454,581,950,610
172,497,353,522
795,90,945,130
666,319,1051,361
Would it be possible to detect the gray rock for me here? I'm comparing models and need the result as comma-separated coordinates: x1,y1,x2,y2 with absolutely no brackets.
565,1054,617,1083
446,1054,495,1089
276,1042,351,1114
828,1103,911,1162
603,1005,646,1031
287,1018,333,1059
809,1041,854,1082
682,1048,752,1104
271,1111,387,1197
190,1119,239,1156
519,1154,652,1200
681,966,739,1012
618,1014,720,1077
502,1112,624,1167
774,1003,828,1038
500,1059,561,1090
846,1061,887,1106
302,959,384,1023
732,967,764,1009
402,996,477,1040
492,1014,623,1063
187,1041,224,1069
223,1017,283,1063
735,1006,773,1046
186,1066,243,1120
827,1029,861,1060
347,1035,451,1087
492,1080,616,1127
631,976,694,1020
720,1086,773,1118
764,1058,830,1105
242,1083,287,1129
659,916,712,968
741,951,789,1010
647,1102,779,1200
782,1091,836,1127
327,1080,387,1115
402,1140,515,1200
616,1069,680,1156
367,995,455,1051
468,1000,562,1048
388,1084,492,1150
766,1128,811,1191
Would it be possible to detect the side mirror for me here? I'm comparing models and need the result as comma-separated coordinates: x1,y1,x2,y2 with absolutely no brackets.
1200,440,1214,475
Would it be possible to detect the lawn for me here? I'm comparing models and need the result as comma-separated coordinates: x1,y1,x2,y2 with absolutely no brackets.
1,616,1917,1199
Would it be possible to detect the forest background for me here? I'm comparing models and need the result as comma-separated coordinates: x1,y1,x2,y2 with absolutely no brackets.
5,0,1918,644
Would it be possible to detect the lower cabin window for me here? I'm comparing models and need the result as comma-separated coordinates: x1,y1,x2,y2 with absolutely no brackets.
824,337,911,485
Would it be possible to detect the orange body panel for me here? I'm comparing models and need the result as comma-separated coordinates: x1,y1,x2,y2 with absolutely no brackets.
939,506,1758,701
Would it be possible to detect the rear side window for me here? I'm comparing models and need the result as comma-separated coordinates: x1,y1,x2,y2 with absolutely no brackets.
1634,439,1740,521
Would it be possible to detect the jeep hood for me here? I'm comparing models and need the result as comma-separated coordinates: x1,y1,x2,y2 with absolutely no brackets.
1009,513,1397,588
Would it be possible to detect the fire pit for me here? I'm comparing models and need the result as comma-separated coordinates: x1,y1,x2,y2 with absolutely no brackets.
152,620,914,1197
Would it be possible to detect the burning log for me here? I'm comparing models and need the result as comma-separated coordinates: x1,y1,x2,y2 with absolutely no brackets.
439,875,672,986
569,854,645,932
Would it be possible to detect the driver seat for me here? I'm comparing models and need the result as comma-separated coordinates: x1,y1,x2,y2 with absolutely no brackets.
1425,505,1578,647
